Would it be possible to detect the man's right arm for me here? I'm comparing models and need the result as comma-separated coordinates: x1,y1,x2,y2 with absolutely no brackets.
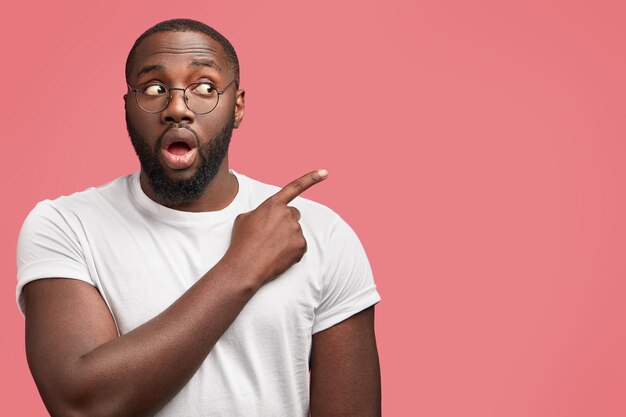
23,169,327,417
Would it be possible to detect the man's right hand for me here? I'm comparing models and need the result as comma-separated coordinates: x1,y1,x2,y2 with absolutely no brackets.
222,169,328,285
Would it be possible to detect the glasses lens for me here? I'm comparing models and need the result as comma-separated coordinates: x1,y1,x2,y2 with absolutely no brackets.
186,83,219,114
136,83,169,113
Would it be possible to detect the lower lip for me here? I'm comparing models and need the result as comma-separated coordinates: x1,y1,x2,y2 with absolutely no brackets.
161,147,198,170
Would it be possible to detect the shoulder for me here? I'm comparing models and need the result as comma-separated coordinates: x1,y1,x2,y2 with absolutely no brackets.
18,174,136,255
21,174,135,224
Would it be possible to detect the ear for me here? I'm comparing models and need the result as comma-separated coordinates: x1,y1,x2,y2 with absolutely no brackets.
234,89,245,129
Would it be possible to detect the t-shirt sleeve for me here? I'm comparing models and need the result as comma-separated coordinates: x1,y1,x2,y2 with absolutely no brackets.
312,215,381,334
16,201,94,316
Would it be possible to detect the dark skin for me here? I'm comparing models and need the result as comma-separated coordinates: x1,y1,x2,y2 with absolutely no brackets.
23,31,381,417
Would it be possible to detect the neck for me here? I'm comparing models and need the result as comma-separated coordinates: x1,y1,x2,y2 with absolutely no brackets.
139,159,239,213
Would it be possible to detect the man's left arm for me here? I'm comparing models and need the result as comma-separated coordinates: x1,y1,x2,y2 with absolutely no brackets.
309,305,381,417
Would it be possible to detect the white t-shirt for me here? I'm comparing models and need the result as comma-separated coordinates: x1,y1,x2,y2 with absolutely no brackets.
16,169,380,417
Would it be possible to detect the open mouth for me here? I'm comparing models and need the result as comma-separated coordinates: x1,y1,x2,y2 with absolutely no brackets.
167,141,193,156
160,129,199,170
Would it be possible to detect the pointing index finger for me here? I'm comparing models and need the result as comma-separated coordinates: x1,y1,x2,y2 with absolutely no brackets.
271,169,328,204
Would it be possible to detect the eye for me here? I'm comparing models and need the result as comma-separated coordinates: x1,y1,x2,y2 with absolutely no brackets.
191,83,216,96
142,84,167,96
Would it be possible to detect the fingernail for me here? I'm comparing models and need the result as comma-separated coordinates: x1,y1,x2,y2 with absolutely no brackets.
317,169,328,178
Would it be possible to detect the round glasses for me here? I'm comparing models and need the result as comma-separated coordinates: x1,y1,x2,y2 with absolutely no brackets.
128,79,236,115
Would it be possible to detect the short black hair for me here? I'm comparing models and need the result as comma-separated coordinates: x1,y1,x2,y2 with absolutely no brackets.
125,18,240,88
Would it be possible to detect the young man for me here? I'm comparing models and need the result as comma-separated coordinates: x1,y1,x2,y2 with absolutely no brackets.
17,19,381,417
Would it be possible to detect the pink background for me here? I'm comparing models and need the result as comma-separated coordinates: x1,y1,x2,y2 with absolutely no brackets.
2,0,625,415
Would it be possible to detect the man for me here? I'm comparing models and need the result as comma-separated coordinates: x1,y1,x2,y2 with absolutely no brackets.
17,19,381,417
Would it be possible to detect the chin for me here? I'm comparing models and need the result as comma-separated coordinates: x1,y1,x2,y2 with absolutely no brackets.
161,164,201,182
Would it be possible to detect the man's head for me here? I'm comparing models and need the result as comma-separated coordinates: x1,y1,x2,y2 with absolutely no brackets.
124,19,245,207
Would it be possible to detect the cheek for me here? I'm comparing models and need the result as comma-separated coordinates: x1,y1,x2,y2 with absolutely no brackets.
196,104,235,135
194,116,221,137
127,108,159,136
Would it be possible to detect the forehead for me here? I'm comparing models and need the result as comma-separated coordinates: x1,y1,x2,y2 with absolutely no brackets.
130,31,227,80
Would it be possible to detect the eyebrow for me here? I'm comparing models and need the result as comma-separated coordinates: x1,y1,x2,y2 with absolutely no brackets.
190,59,221,71
136,64,166,78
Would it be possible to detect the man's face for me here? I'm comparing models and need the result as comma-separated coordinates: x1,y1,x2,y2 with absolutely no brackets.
124,31,244,206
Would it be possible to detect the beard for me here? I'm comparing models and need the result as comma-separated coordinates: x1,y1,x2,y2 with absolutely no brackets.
126,113,235,207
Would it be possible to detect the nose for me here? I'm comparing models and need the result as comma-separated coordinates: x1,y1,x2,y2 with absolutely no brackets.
160,88,195,124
